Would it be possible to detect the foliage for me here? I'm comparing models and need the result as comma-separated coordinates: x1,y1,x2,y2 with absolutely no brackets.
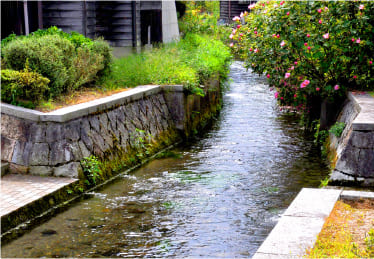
1,27,112,103
130,128,153,159
179,1,219,35
329,122,346,138
81,155,102,186
230,1,374,111
1,63,50,105
100,33,231,94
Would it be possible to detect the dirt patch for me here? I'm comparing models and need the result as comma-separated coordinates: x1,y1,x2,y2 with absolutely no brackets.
307,198,374,258
35,87,130,112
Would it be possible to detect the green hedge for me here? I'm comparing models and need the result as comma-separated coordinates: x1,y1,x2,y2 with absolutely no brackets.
1,27,112,103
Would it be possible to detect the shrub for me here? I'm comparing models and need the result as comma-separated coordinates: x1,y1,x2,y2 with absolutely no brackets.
1,66,50,105
230,1,374,112
1,27,112,100
2,35,74,97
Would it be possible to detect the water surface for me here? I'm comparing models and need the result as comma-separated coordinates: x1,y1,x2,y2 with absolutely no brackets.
1,62,329,258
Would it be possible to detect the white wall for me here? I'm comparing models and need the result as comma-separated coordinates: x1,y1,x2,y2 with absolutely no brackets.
162,0,180,43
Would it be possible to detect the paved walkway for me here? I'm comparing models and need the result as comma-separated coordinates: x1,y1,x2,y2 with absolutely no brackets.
1,174,77,217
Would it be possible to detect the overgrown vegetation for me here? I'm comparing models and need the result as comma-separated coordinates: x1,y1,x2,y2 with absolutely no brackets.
99,33,231,95
307,200,374,258
1,26,112,107
231,1,374,121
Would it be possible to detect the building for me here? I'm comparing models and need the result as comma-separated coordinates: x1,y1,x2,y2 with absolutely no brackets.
219,0,257,23
1,1,179,47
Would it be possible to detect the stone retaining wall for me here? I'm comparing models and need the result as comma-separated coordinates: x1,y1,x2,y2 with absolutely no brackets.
1,82,222,178
329,92,374,186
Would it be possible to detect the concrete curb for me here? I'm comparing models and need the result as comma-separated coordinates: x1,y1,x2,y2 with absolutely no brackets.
253,188,342,258
348,92,374,131
253,188,374,258
1,85,183,123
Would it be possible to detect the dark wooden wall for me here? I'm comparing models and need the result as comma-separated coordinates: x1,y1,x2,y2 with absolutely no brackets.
220,0,257,23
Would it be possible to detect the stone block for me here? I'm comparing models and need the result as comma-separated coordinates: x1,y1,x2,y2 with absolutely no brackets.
53,162,82,178
64,120,81,141
357,148,374,177
28,123,46,142
335,145,359,176
11,141,33,166
350,131,374,148
1,115,31,141
78,140,91,158
46,123,64,142
49,140,72,165
9,163,29,174
29,166,53,176
88,115,100,133
29,143,50,166
81,119,94,152
1,135,15,161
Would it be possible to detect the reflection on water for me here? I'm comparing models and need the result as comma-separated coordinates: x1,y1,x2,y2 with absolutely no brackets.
1,62,330,258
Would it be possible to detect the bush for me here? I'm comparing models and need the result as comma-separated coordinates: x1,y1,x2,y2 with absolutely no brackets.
1,66,50,105
1,27,112,100
230,1,374,111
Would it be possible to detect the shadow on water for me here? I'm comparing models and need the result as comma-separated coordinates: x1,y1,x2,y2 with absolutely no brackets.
1,61,330,258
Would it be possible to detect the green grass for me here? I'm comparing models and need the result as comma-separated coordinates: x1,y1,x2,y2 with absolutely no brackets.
99,33,231,93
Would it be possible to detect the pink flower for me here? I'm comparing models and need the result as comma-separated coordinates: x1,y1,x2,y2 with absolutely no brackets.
290,66,295,70
319,20,322,24
277,34,280,38
237,24,241,29
323,33,329,39
294,61,298,65
316,87,320,91
240,33,244,37
274,92,279,99
307,46,311,50
353,75,357,79
300,80,310,88
356,38,361,44
370,61,373,65
307,34,310,38
230,42,234,48
324,7,329,11
272,34,276,38
280,1,285,5
233,16,240,21
359,4,364,10
249,47,253,51
229,34,234,39
254,31,258,34
352,38,355,42
232,29,237,34
334,85,339,90
280,40,286,47
274,4,278,8
280,97,284,100
285,73,291,79
318,8,322,13
286,12,290,16
240,12,244,18
254,48,258,53
267,74,270,78
304,42,308,46
248,3,256,9
294,94,297,98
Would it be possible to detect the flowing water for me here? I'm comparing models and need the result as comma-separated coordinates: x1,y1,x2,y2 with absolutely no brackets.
1,62,330,258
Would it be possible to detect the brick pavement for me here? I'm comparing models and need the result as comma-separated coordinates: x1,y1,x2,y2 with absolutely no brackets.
0,174,77,217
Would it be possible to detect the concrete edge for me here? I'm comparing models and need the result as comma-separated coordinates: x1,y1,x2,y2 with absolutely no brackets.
1,85,184,123
349,92,374,131
253,188,365,258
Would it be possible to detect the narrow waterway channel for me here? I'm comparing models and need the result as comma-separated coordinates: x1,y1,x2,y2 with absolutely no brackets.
1,62,330,258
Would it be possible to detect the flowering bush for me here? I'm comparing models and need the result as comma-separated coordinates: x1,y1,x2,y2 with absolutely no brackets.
230,1,374,111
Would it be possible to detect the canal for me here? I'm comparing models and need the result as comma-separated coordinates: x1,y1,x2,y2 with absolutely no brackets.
1,61,330,258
